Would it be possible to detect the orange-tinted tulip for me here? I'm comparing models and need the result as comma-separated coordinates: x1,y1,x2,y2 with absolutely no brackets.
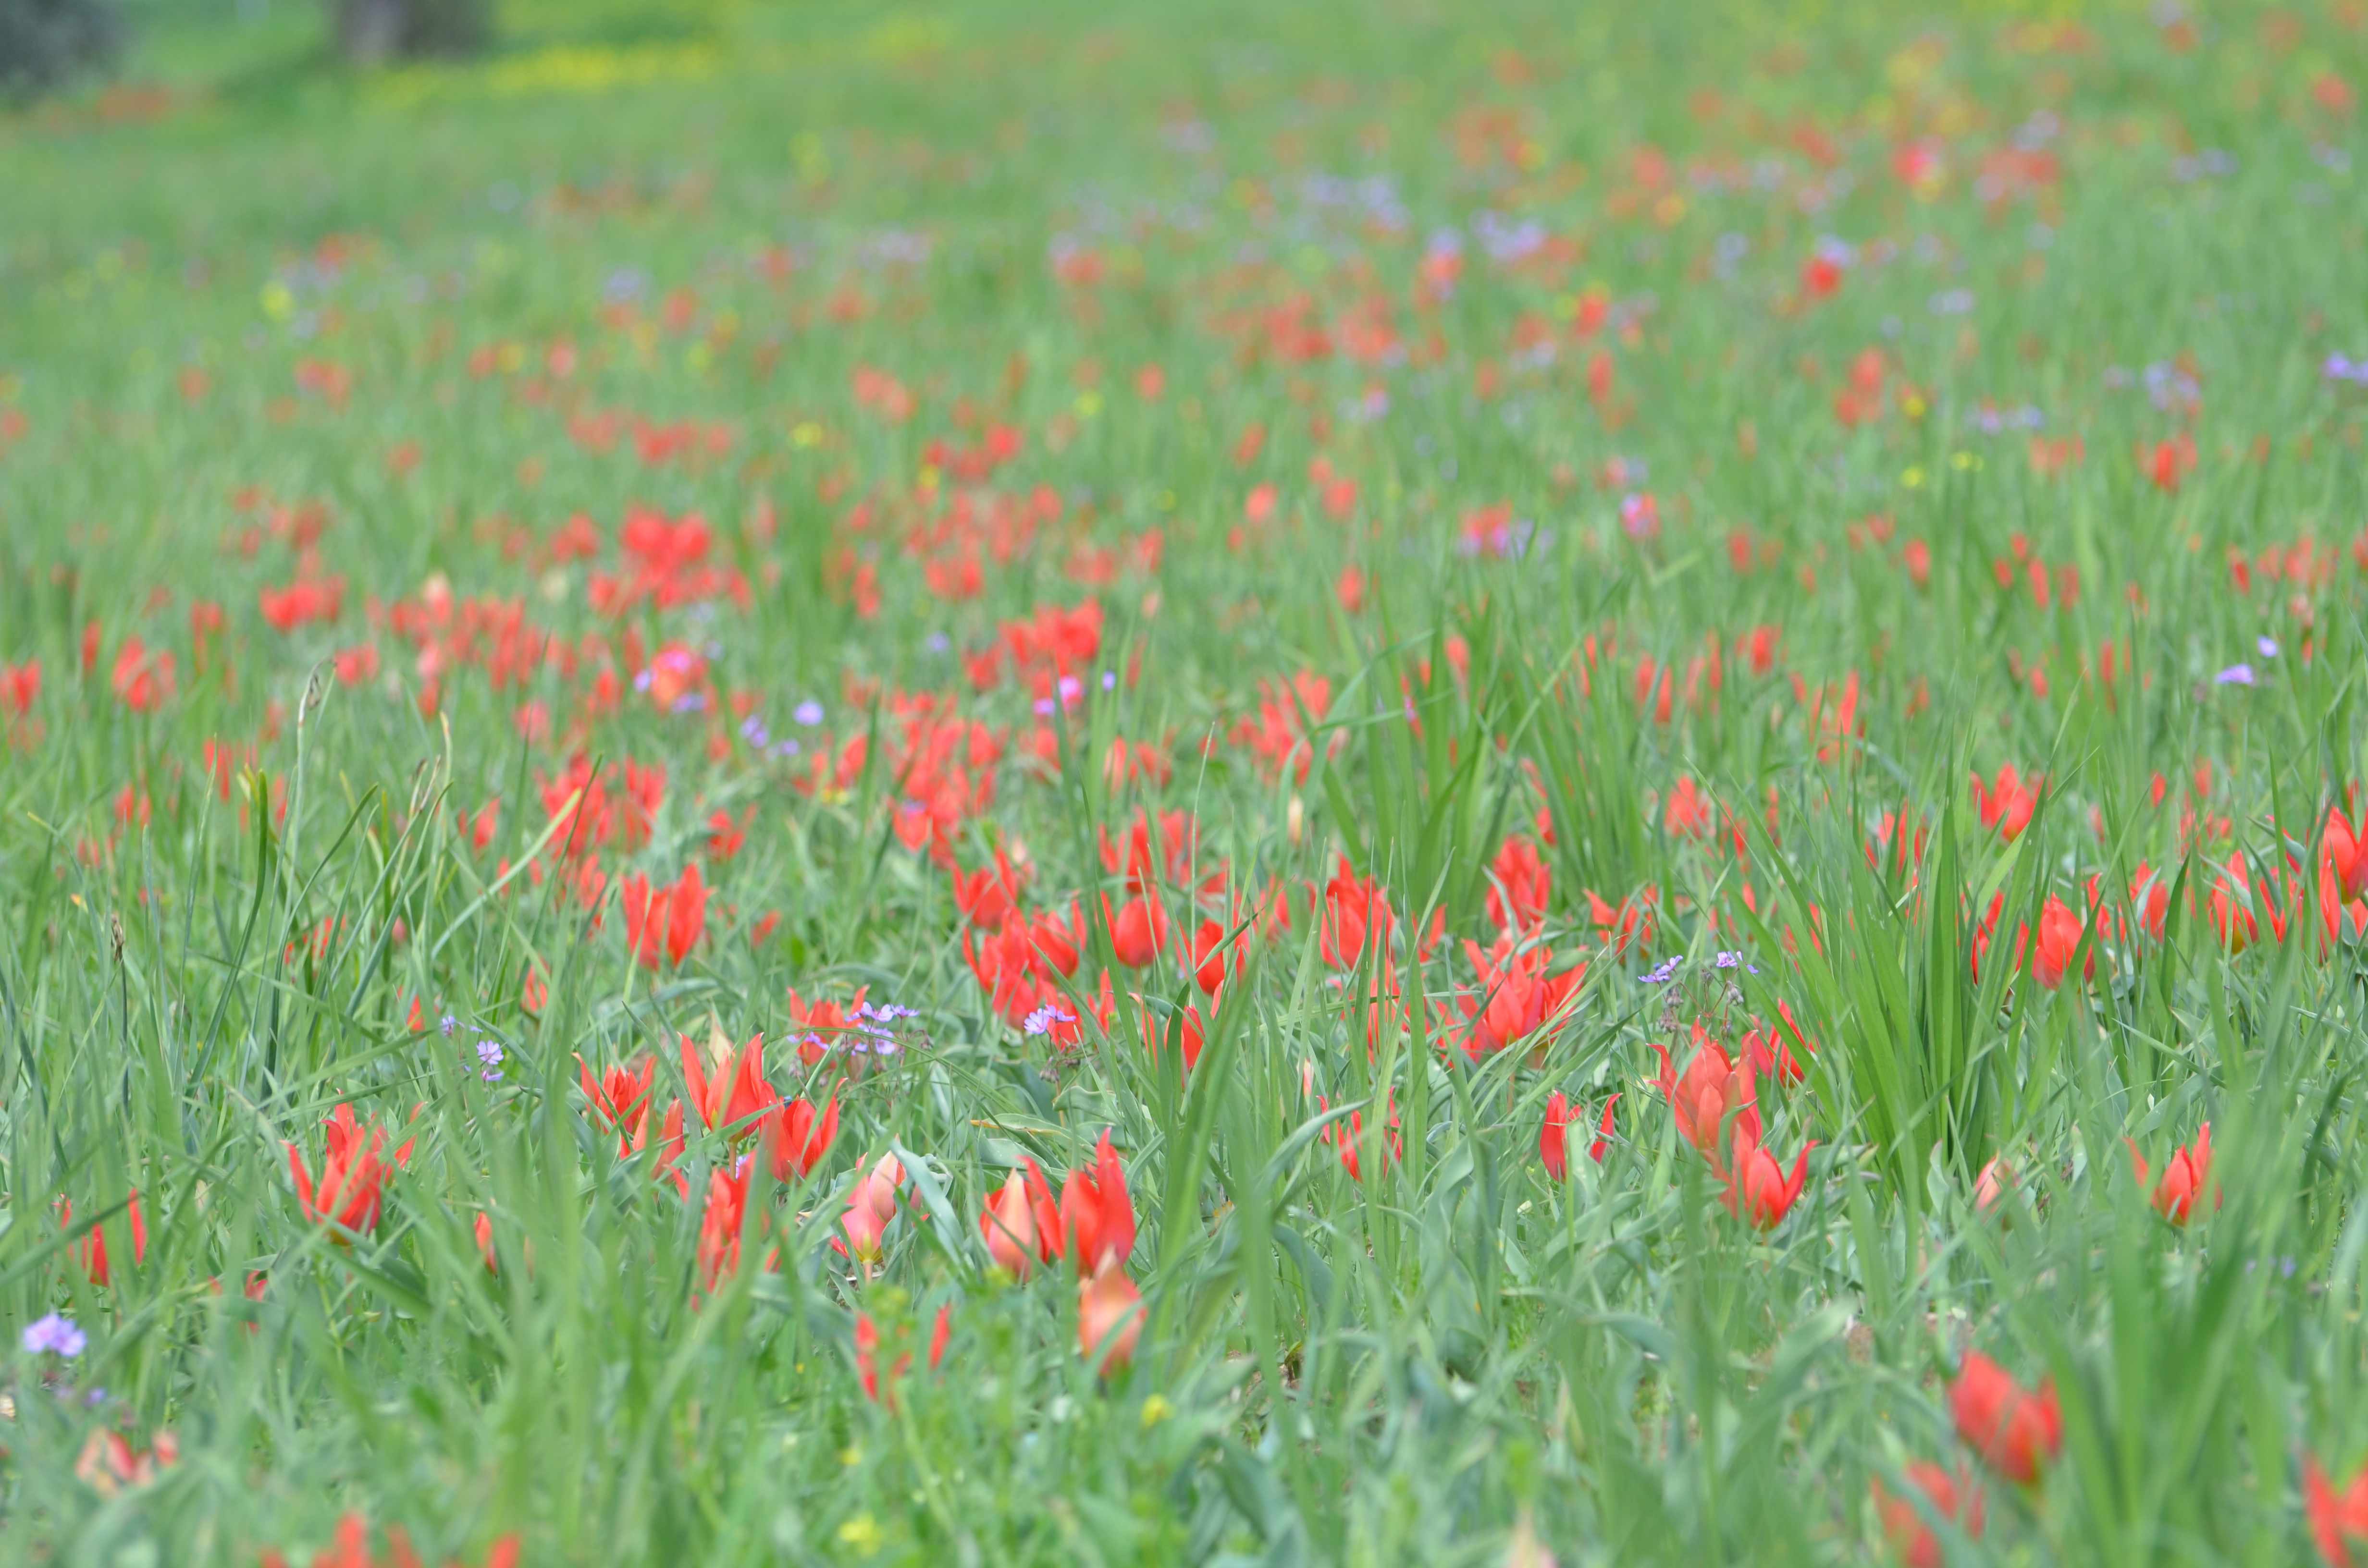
1655,1026,1759,1171
1078,1259,1142,1373
980,1158,1060,1277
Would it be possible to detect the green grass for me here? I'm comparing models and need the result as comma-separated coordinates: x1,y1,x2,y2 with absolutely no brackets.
5,0,2368,1562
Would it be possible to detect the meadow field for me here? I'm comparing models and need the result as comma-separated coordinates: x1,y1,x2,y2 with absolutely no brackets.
5,0,2368,1561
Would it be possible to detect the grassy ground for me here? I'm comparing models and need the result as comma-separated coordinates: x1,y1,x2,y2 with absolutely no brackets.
5,0,2368,1562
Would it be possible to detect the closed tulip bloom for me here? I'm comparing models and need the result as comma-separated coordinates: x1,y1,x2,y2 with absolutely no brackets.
2029,894,2093,990
1872,1462,1984,1568
1078,1259,1142,1373
981,1158,1059,1277
1110,894,1169,968
1948,1352,2061,1484
840,1152,906,1264
1722,1125,1813,1229
2128,1122,2213,1225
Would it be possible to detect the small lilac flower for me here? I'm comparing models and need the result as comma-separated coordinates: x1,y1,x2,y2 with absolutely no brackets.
23,1313,85,1358
1641,956,1685,985
2256,635,2279,659
2215,664,2257,687
1714,950,1743,970
771,738,802,758
793,700,825,727
1022,1002,1076,1037
477,1040,506,1082
671,693,707,714
1057,674,1083,704
925,632,950,653
1101,670,1117,690
1033,697,1056,717
439,1014,458,1037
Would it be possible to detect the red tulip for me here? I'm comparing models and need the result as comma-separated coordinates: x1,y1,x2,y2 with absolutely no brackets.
1540,1090,1618,1180
2128,1122,2213,1225
578,1054,656,1156
2326,804,2368,903
981,1158,1060,1277
2306,1454,2368,1567
760,1095,839,1182
287,1104,413,1238
60,1192,147,1288
1110,894,1169,968
259,1513,519,1568
1948,1351,2061,1484
1059,1129,1135,1272
1972,765,2039,841
622,863,708,968
1872,1462,1985,1568
1078,1259,1143,1373
1655,1026,1759,1172
1721,1124,1813,1229
679,1030,777,1139
2029,894,2095,990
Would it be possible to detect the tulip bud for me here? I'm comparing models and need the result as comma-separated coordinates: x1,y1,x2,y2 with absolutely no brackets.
1078,1260,1142,1374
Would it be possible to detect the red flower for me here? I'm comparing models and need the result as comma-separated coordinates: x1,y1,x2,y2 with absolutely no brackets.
1540,1090,1617,1180
696,1160,773,1290
2029,894,2097,990
577,1054,656,1155
980,1157,1060,1277
1972,765,2039,841
1486,834,1553,933
1872,1462,1984,1568
1110,894,1170,968
1948,1351,2062,1485
759,1094,839,1182
621,862,708,968
287,1104,413,1238
1078,1259,1142,1374
2327,803,2368,903
1317,858,1393,969
951,849,1025,929
679,1030,777,1139
2306,1455,2368,1567
59,1192,147,1287
110,637,175,712
1059,1129,1135,1273
1655,1025,1760,1172
2127,1121,2213,1225
1721,1124,1814,1229
259,1513,518,1568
